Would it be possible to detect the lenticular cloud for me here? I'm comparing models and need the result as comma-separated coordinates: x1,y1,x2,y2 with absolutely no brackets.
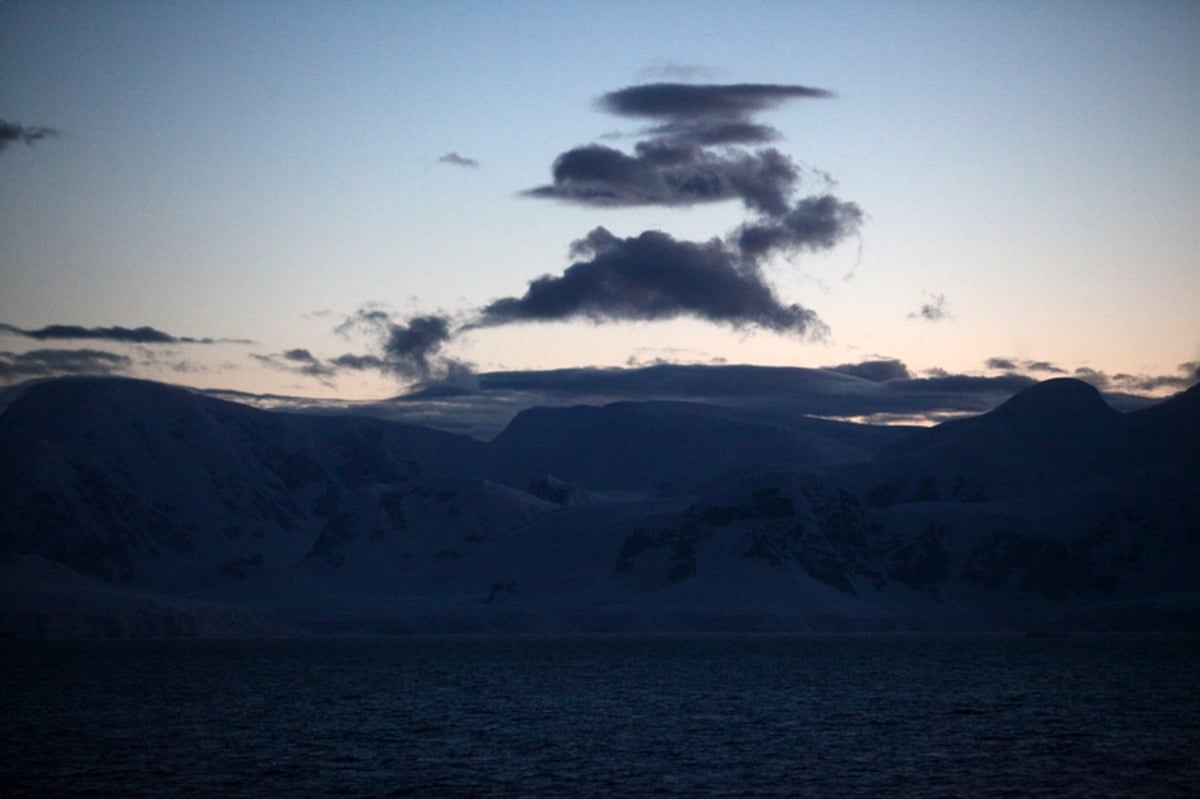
318,81,865,385
476,226,828,337
524,82,844,216
492,81,861,334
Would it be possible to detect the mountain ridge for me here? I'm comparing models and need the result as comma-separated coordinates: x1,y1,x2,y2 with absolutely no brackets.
2,375,1197,636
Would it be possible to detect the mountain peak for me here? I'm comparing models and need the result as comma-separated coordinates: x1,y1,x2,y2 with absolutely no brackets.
989,378,1119,430
875,377,1125,473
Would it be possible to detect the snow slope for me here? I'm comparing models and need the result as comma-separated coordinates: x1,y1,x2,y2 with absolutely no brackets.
1,376,1197,636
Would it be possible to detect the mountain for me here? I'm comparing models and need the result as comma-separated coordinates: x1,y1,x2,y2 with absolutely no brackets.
1,375,1197,637
0,377,485,585
611,378,1200,630
487,399,910,492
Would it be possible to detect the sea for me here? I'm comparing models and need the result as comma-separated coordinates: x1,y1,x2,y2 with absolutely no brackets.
2,633,1198,798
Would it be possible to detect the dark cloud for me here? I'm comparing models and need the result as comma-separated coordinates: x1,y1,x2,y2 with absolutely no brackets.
331,353,387,371
283,348,318,363
495,81,862,340
478,180,859,333
734,195,864,259
448,363,1032,413
475,227,824,336
515,360,1194,420
381,362,1042,437
909,293,950,322
641,120,780,145
338,309,464,379
988,357,1067,375
526,81,840,216
827,359,912,383
1072,367,1110,389
1,323,176,344
205,359,1192,441
382,315,459,380
985,358,1197,398
598,83,832,120
282,348,337,379
310,80,858,388
0,322,245,345
0,348,131,382
269,310,471,385
528,142,807,215
439,152,478,168
1027,361,1067,374
0,119,58,151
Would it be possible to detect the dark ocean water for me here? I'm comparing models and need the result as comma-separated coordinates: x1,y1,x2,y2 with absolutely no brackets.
2,633,1198,798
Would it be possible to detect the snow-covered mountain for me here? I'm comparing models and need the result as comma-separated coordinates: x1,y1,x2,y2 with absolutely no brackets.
487,399,910,492
613,378,1200,630
1,375,1196,636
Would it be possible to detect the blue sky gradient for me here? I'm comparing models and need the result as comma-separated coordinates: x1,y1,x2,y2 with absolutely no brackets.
2,1,1197,405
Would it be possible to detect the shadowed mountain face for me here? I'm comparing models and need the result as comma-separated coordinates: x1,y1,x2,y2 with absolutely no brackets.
488,400,910,492
840,377,1199,504
1,376,1197,637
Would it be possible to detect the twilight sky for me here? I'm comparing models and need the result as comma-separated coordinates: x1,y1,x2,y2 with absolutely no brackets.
2,1,1197,423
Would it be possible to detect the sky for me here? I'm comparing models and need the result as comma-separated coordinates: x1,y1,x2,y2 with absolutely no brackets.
2,0,1198,427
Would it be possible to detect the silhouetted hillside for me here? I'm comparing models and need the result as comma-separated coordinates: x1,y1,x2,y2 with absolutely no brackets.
2,376,1197,636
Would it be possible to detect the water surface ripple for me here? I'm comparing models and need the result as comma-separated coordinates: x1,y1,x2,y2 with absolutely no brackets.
3,633,1198,797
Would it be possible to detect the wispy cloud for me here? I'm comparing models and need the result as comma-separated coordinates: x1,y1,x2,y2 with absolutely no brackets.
908,293,950,322
636,60,721,82
251,349,337,386
0,322,250,345
262,309,472,386
0,119,58,152
439,151,479,168
1077,363,1200,394
0,348,131,381
1026,360,1068,374
986,356,1197,395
